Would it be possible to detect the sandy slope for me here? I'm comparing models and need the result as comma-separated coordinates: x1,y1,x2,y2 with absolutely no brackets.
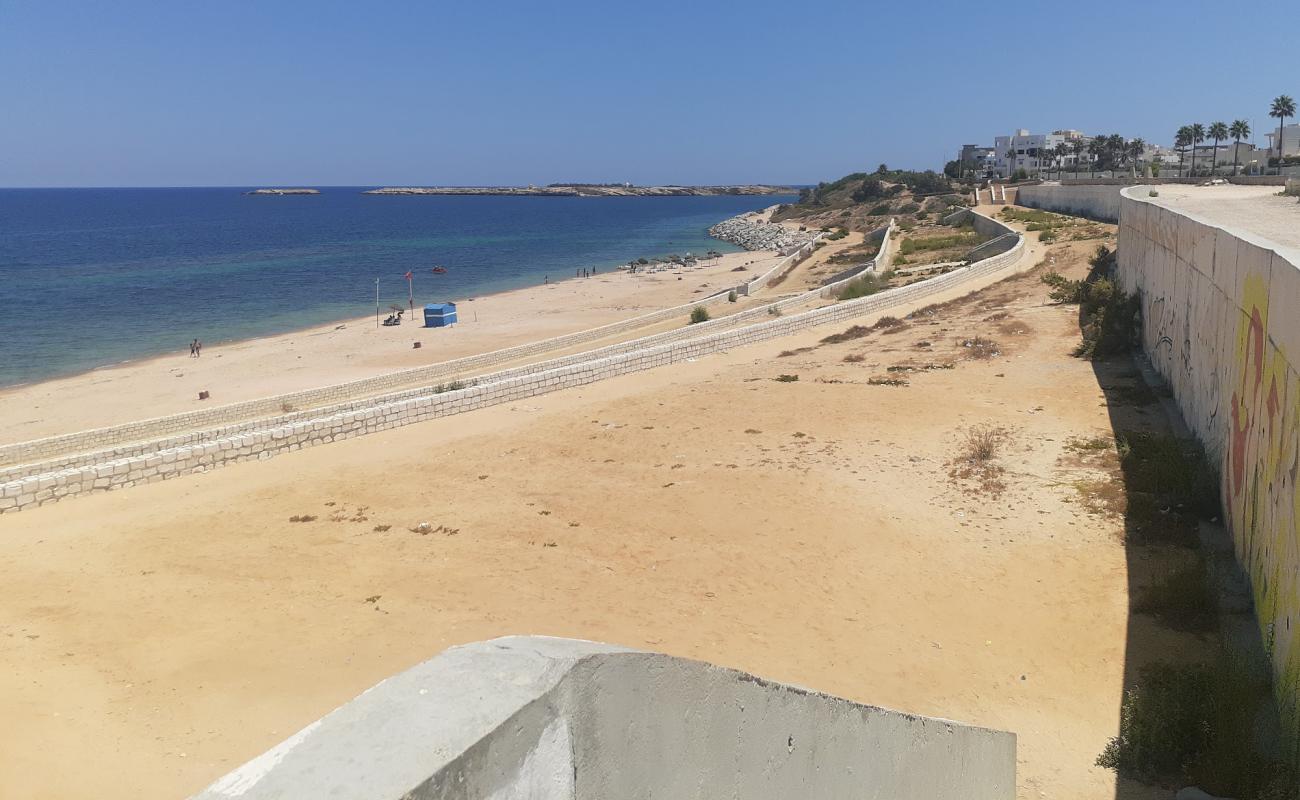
0,221,1169,799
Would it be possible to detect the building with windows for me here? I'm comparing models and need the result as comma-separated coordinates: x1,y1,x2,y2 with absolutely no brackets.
957,144,996,176
1265,123,1300,158
992,129,1090,177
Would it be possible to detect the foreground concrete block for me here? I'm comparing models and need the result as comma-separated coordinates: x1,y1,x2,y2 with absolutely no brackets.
192,637,1015,800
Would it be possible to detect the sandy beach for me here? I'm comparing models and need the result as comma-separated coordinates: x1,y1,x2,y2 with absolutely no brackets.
0,223,1181,799
0,248,786,443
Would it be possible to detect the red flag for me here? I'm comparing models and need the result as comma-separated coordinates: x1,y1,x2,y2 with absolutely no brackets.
403,271,413,280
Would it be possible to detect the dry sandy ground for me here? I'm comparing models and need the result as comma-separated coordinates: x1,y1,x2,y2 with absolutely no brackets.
1145,183,1300,250
0,220,1179,799
0,248,783,444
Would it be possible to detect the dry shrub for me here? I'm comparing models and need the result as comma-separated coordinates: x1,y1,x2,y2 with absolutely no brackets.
821,325,871,344
961,336,1001,359
843,353,865,363
949,425,1010,496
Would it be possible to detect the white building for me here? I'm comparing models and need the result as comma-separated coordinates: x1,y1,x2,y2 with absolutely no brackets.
1265,123,1300,157
992,129,1090,177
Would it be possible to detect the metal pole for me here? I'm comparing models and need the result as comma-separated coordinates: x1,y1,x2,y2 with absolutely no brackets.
375,278,379,328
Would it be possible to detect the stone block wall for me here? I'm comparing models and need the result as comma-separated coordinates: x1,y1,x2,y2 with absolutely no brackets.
1116,185,1300,746
190,636,1016,800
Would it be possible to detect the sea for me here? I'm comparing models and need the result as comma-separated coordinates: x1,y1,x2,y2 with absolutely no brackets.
0,188,795,387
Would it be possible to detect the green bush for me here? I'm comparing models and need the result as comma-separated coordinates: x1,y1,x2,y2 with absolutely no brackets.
727,289,738,303
1098,656,1294,797
836,273,883,301
1133,558,1218,631
689,306,710,324
869,202,892,215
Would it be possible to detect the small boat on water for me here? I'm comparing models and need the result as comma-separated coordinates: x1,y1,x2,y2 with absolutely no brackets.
431,266,447,274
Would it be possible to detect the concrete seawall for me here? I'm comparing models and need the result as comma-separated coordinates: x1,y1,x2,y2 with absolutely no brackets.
1017,184,1124,223
191,636,1017,799
1114,185,1300,749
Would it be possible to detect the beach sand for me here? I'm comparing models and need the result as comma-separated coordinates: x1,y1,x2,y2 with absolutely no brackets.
0,225,1178,799
0,249,784,443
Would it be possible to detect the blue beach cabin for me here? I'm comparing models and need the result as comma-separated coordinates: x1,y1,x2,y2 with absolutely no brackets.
424,302,458,327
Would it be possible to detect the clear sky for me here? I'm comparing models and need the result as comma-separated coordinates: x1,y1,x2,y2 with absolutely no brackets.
1,0,1295,187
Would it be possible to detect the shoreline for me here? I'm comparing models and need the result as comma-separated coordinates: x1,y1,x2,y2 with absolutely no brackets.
0,236,785,442
0,235,758,395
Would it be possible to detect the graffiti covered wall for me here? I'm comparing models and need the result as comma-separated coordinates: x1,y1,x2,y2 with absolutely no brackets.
1117,186,1300,741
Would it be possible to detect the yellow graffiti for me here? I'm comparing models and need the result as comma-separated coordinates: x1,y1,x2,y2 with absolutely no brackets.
1227,271,1300,726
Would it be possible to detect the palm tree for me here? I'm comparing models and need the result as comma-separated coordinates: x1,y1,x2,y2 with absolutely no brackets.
1087,138,1105,177
1270,95,1296,174
1106,134,1125,175
1229,119,1251,176
1207,122,1229,176
1127,138,1146,176
1054,142,1070,179
1071,140,1086,175
1004,148,1016,179
1188,124,1206,177
1175,126,1193,177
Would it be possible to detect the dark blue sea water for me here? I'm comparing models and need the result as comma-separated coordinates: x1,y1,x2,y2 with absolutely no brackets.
0,188,793,387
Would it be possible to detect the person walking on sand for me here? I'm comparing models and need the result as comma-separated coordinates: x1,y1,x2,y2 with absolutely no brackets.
195,339,203,357
189,339,197,358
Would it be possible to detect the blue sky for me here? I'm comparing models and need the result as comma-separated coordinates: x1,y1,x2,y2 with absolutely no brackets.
1,0,1295,187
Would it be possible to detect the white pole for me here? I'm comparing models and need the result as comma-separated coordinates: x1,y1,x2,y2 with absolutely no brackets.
375,278,379,328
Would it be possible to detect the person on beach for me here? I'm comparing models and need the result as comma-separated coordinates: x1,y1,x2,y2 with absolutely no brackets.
195,339,202,357
189,340,197,358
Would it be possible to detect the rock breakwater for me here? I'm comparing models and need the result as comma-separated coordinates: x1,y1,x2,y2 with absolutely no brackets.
709,214,815,252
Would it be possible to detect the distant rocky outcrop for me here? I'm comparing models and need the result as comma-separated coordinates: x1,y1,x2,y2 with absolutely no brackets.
244,188,320,195
709,214,815,252
362,185,792,197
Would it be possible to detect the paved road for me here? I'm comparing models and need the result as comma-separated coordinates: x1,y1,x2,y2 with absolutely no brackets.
1147,184,1300,252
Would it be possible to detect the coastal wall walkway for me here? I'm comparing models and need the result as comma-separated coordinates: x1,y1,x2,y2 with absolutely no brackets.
1,213,1032,514
190,636,1016,800
1014,180,1300,770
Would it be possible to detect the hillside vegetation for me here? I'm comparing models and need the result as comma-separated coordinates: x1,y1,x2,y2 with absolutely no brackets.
772,166,971,232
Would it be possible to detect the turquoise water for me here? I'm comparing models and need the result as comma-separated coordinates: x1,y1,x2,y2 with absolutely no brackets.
0,189,793,387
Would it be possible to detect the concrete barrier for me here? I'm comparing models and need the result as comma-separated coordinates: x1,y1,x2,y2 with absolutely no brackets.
1017,184,1123,223
190,636,1017,800
1116,184,1300,757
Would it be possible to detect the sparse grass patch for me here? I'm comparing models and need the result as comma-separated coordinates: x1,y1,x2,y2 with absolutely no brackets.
774,374,799,382
1133,557,1218,632
836,273,884,301
960,336,1001,359
867,376,908,386
949,424,1010,496
288,514,317,523
820,325,871,344
778,347,813,357
843,353,865,363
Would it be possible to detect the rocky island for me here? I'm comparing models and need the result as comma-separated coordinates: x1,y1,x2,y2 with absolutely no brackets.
244,188,320,195
362,184,792,197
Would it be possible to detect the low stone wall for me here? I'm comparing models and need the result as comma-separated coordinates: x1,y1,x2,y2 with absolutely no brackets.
190,636,1016,800
1116,185,1300,757
0,216,1020,513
